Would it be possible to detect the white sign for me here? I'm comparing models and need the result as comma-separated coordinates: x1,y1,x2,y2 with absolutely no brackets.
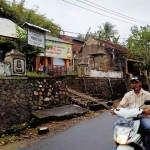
28,27,45,48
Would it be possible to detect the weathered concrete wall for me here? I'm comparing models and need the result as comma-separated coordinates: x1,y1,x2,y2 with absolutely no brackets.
90,70,122,78
66,77,127,101
0,76,69,133
0,62,11,76
76,38,126,77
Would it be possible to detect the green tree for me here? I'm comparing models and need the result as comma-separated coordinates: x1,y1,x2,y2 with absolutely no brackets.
12,26,43,67
126,25,150,70
112,35,120,44
97,21,118,42
77,34,85,40
1,0,61,37
0,25,54,70
83,22,119,43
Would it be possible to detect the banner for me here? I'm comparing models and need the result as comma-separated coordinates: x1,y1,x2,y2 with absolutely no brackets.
39,40,72,59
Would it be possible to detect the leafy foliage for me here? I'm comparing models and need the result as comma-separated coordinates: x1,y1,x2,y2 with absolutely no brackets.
0,0,61,37
11,26,43,66
126,25,150,70
82,22,119,44
0,25,44,67
97,21,118,41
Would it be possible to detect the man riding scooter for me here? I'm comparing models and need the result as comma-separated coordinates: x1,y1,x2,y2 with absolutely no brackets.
111,76,150,150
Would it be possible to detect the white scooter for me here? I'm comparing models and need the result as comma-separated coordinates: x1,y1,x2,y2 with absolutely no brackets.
108,100,150,150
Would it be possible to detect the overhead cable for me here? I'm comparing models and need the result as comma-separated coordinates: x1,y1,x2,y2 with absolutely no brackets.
62,0,147,26
85,0,150,25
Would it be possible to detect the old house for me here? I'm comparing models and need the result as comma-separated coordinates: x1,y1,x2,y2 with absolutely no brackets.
61,35,85,71
75,37,149,90
75,37,130,78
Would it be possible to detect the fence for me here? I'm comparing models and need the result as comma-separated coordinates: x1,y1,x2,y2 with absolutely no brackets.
48,65,67,76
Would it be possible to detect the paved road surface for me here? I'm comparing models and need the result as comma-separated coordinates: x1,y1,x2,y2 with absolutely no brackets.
20,111,118,150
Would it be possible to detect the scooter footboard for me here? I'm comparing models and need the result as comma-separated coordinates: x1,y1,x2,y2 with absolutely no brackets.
117,145,134,150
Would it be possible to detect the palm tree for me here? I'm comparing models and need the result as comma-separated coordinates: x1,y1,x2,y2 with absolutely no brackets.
97,22,118,42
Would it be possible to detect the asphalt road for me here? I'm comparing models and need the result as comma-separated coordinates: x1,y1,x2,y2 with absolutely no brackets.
20,111,118,150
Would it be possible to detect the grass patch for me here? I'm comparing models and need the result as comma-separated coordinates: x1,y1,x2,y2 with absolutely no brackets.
27,71,49,77
66,71,78,75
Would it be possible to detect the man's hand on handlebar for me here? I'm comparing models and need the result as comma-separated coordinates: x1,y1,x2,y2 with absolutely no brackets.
111,108,115,115
143,106,150,116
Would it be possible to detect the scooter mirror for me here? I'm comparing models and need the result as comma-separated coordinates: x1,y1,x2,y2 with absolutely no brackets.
144,100,150,105
107,101,113,106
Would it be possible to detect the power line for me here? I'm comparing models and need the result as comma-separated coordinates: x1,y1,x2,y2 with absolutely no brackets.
77,0,149,25
62,0,147,26
62,30,85,35
85,0,150,25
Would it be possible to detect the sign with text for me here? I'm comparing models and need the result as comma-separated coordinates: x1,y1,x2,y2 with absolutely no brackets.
28,27,45,48
39,40,72,59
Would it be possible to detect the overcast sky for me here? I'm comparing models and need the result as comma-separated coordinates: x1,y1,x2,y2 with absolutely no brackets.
21,0,150,43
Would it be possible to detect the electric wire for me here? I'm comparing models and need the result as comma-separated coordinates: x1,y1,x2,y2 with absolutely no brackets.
85,0,150,25
62,0,147,26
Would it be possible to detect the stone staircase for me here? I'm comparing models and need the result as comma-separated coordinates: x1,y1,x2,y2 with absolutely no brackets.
67,88,110,110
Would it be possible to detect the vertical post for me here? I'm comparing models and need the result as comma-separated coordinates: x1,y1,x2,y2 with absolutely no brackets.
26,25,28,63
44,32,48,74
97,55,100,70
72,57,74,71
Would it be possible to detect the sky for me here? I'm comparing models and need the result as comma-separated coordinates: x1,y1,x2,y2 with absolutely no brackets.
18,0,150,43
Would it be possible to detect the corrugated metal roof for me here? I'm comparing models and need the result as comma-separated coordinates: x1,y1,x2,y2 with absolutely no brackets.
22,22,50,32
46,35,71,44
0,17,20,38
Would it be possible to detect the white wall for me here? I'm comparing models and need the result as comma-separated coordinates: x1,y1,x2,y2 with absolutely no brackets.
90,70,122,78
0,62,11,76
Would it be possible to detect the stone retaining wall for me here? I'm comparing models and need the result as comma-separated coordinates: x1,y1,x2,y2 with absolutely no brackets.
0,76,69,134
66,77,127,100
0,76,128,135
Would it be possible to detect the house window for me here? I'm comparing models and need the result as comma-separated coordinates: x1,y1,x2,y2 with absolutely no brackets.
127,61,140,76
0,50,3,62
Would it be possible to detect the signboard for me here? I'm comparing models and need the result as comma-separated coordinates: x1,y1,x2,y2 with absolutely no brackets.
13,58,25,74
28,27,45,48
39,40,72,59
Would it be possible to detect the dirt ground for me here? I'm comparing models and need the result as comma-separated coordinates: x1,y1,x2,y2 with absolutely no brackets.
0,100,120,150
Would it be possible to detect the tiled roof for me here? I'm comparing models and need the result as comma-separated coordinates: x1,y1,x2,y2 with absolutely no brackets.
61,35,85,43
46,35,71,44
95,39,128,54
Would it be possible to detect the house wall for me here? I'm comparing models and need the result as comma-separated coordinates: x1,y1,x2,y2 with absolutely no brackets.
0,62,11,76
76,38,126,77
72,40,84,54
61,35,85,54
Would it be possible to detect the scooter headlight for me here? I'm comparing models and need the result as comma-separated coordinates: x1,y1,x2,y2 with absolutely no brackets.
116,134,128,144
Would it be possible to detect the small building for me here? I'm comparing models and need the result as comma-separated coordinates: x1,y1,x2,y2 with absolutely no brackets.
36,35,72,75
61,35,85,55
76,37,128,78
61,35,85,71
